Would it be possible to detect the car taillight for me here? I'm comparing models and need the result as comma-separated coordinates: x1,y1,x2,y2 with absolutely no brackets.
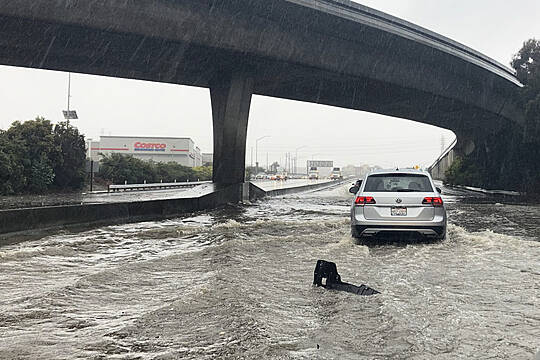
423,197,443,206
355,196,376,205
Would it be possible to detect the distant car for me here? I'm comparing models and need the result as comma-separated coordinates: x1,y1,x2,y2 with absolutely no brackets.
330,167,343,180
349,169,446,242
308,166,319,180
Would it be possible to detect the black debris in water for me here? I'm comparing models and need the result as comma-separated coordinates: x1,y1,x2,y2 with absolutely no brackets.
313,259,379,296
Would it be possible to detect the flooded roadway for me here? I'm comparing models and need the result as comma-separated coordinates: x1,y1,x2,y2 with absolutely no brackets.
0,184,538,359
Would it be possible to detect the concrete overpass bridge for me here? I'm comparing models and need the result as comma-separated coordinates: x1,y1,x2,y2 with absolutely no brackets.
0,0,523,189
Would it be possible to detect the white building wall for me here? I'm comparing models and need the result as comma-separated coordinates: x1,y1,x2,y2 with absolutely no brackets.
87,136,205,168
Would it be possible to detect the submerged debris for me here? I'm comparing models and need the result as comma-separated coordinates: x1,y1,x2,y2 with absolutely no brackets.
313,260,379,296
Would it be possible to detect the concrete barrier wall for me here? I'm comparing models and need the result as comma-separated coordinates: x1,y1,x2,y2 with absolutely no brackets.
0,180,337,240
429,149,455,181
0,184,241,238
250,180,344,200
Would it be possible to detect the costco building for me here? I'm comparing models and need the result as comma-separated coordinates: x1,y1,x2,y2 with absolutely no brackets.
88,136,203,167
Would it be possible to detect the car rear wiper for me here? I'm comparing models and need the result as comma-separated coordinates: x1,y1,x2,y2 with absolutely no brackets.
396,189,417,192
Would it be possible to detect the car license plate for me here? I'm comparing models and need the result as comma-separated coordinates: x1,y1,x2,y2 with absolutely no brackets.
391,207,407,216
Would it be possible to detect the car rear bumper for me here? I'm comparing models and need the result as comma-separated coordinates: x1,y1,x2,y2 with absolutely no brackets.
351,208,446,237
353,224,445,237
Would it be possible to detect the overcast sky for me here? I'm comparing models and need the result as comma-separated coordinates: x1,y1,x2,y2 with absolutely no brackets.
1,0,538,169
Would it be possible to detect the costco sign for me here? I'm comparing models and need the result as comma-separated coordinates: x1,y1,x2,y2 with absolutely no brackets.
134,142,167,152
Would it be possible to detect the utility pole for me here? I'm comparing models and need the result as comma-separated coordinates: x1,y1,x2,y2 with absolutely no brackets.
90,160,94,192
67,73,71,113
66,72,71,126
256,135,270,174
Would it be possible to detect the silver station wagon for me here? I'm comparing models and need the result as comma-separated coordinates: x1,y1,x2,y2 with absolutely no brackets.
349,169,447,242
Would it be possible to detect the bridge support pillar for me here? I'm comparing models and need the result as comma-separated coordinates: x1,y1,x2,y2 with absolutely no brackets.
210,73,253,186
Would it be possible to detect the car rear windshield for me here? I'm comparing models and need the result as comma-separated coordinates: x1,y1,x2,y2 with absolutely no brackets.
364,174,434,192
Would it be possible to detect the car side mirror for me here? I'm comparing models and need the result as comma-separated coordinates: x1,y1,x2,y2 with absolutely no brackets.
349,186,359,194
436,187,442,194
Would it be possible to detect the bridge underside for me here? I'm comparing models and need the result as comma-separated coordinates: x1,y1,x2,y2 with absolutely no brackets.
0,14,507,130
0,0,523,186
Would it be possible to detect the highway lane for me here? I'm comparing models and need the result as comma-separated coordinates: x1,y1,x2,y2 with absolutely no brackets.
0,183,538,359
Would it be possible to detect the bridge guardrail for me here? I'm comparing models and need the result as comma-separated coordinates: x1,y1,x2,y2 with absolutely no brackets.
108,181,211,192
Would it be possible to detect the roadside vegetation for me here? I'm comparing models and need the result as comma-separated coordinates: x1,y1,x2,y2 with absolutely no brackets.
445,38,540,194
0,118,212,195
98,153,212,184
0,117,86,195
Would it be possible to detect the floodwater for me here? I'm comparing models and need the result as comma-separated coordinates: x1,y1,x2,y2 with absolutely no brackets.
0,184,538,359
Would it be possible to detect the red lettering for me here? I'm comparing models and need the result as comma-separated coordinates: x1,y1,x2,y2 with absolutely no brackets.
133,142,167,149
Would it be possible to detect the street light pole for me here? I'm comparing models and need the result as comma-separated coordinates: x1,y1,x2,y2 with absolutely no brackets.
87,137,93,192
255,135,270,173
63,72,78,123
66,72,71,125
67,72,71,113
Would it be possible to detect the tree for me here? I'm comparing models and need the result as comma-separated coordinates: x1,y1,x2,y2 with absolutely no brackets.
0,131,26,194
27,158,55,193
511,38,540,140
154,161,191,182
53,121,87,189
511,39,540,87
193,166,212,181
511,39,540,192
444,157,484,187
444,39,540,193
99,153,155,184
269,161,279,174
97,154,212,184
3,117,59,193
245,166,257,180
0,117,87,195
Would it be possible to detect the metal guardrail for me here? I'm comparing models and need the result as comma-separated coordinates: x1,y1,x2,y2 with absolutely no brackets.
108,181,210,192
427,137,458,172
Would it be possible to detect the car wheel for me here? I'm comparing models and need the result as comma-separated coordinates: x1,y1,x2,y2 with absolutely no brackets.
351,225,363,245
439,231,447,241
